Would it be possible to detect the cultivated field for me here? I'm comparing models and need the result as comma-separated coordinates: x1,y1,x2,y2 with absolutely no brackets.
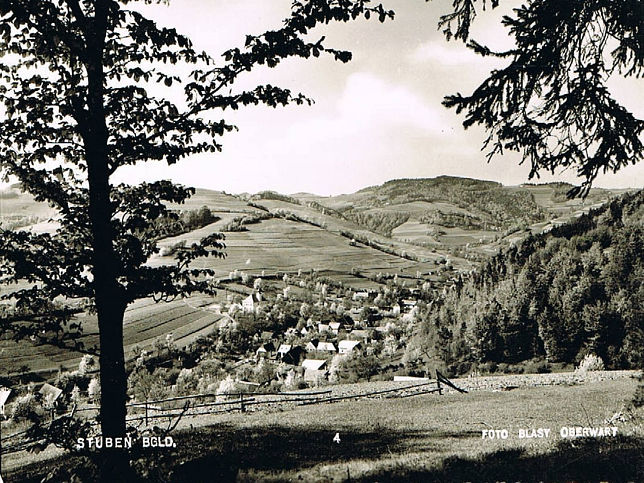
151,217,445,278
0,295,222,376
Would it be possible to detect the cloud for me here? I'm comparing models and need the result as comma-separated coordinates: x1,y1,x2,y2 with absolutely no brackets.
408,41,487,67
337,72,447,134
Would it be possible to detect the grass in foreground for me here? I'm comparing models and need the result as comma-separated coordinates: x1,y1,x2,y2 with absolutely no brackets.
8,378,643,482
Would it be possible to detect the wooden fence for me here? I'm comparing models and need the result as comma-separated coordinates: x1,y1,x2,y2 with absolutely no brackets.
1,374,466,457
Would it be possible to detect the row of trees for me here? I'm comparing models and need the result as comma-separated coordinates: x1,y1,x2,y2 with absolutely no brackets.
407,191,644,374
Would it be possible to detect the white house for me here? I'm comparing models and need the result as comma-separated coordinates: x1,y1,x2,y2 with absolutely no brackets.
316,342,337,353
276,344,292,358
338,340,362,354
302,359,328,382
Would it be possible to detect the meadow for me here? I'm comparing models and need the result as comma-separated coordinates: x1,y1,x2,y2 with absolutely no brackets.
6,376,642,481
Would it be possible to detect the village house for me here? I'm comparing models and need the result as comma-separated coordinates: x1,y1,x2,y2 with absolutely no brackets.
338,340,362,355
277,345,305,365
276,343,292,358
301,359,328,383
349,329,370,341
352,291,369,301
255,342,275,358
328,322,342,334
39,383,63,407
401,299,417,310
284,327,299,337
316,341,337,353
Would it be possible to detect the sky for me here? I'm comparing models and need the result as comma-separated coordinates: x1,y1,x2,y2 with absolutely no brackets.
6,0,644,196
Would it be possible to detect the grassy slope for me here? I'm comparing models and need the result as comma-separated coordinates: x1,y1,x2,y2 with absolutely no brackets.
0,189,57,220
152,217,442,277
7,376,643,482
252,199,454,265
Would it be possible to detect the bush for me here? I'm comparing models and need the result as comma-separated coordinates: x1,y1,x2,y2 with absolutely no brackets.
87,377,101,403
160,240,186,257
11,392,43,422
127,369,166,402
575,353,605,373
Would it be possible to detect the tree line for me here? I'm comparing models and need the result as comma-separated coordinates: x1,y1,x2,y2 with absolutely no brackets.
406,191,644,375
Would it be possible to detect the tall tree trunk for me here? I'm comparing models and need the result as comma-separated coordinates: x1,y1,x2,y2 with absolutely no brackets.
84,3,132,479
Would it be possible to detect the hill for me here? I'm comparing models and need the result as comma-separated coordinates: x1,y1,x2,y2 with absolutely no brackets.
0,178,633,377
405,190,644,375
291,176,625,257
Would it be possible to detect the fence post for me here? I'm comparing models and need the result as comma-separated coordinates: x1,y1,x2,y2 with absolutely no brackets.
240,393,245,413
145,401,149,426
437,374,443,395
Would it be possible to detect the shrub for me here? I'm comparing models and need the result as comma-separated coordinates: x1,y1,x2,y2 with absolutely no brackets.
11,392,43,422
128,369,166,402
575,353,605,373
160,239,186,257
78,355,96,375
216,376,238,400
55,370,89,392
87,377,101,403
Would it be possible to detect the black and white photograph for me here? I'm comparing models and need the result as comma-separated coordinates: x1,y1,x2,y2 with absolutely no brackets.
0,1,642,481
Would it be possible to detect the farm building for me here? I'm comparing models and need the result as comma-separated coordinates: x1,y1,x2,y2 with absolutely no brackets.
256,342,275,358
316,342,337,353
277,344,291,357
328,322,342,334
338,340,362,354
349,329,370,340
39,383,63,405
301,359,328,382
277,345,305,365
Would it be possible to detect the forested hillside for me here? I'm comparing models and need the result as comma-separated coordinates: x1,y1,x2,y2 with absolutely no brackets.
406,191,644,375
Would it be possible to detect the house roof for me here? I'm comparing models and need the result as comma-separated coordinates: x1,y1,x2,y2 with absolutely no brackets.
39,383,63,402
302,359,327,370
316,342,336,352
257,342,275,352
349,330,369,339
339,340,361,350
277,344,292,354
